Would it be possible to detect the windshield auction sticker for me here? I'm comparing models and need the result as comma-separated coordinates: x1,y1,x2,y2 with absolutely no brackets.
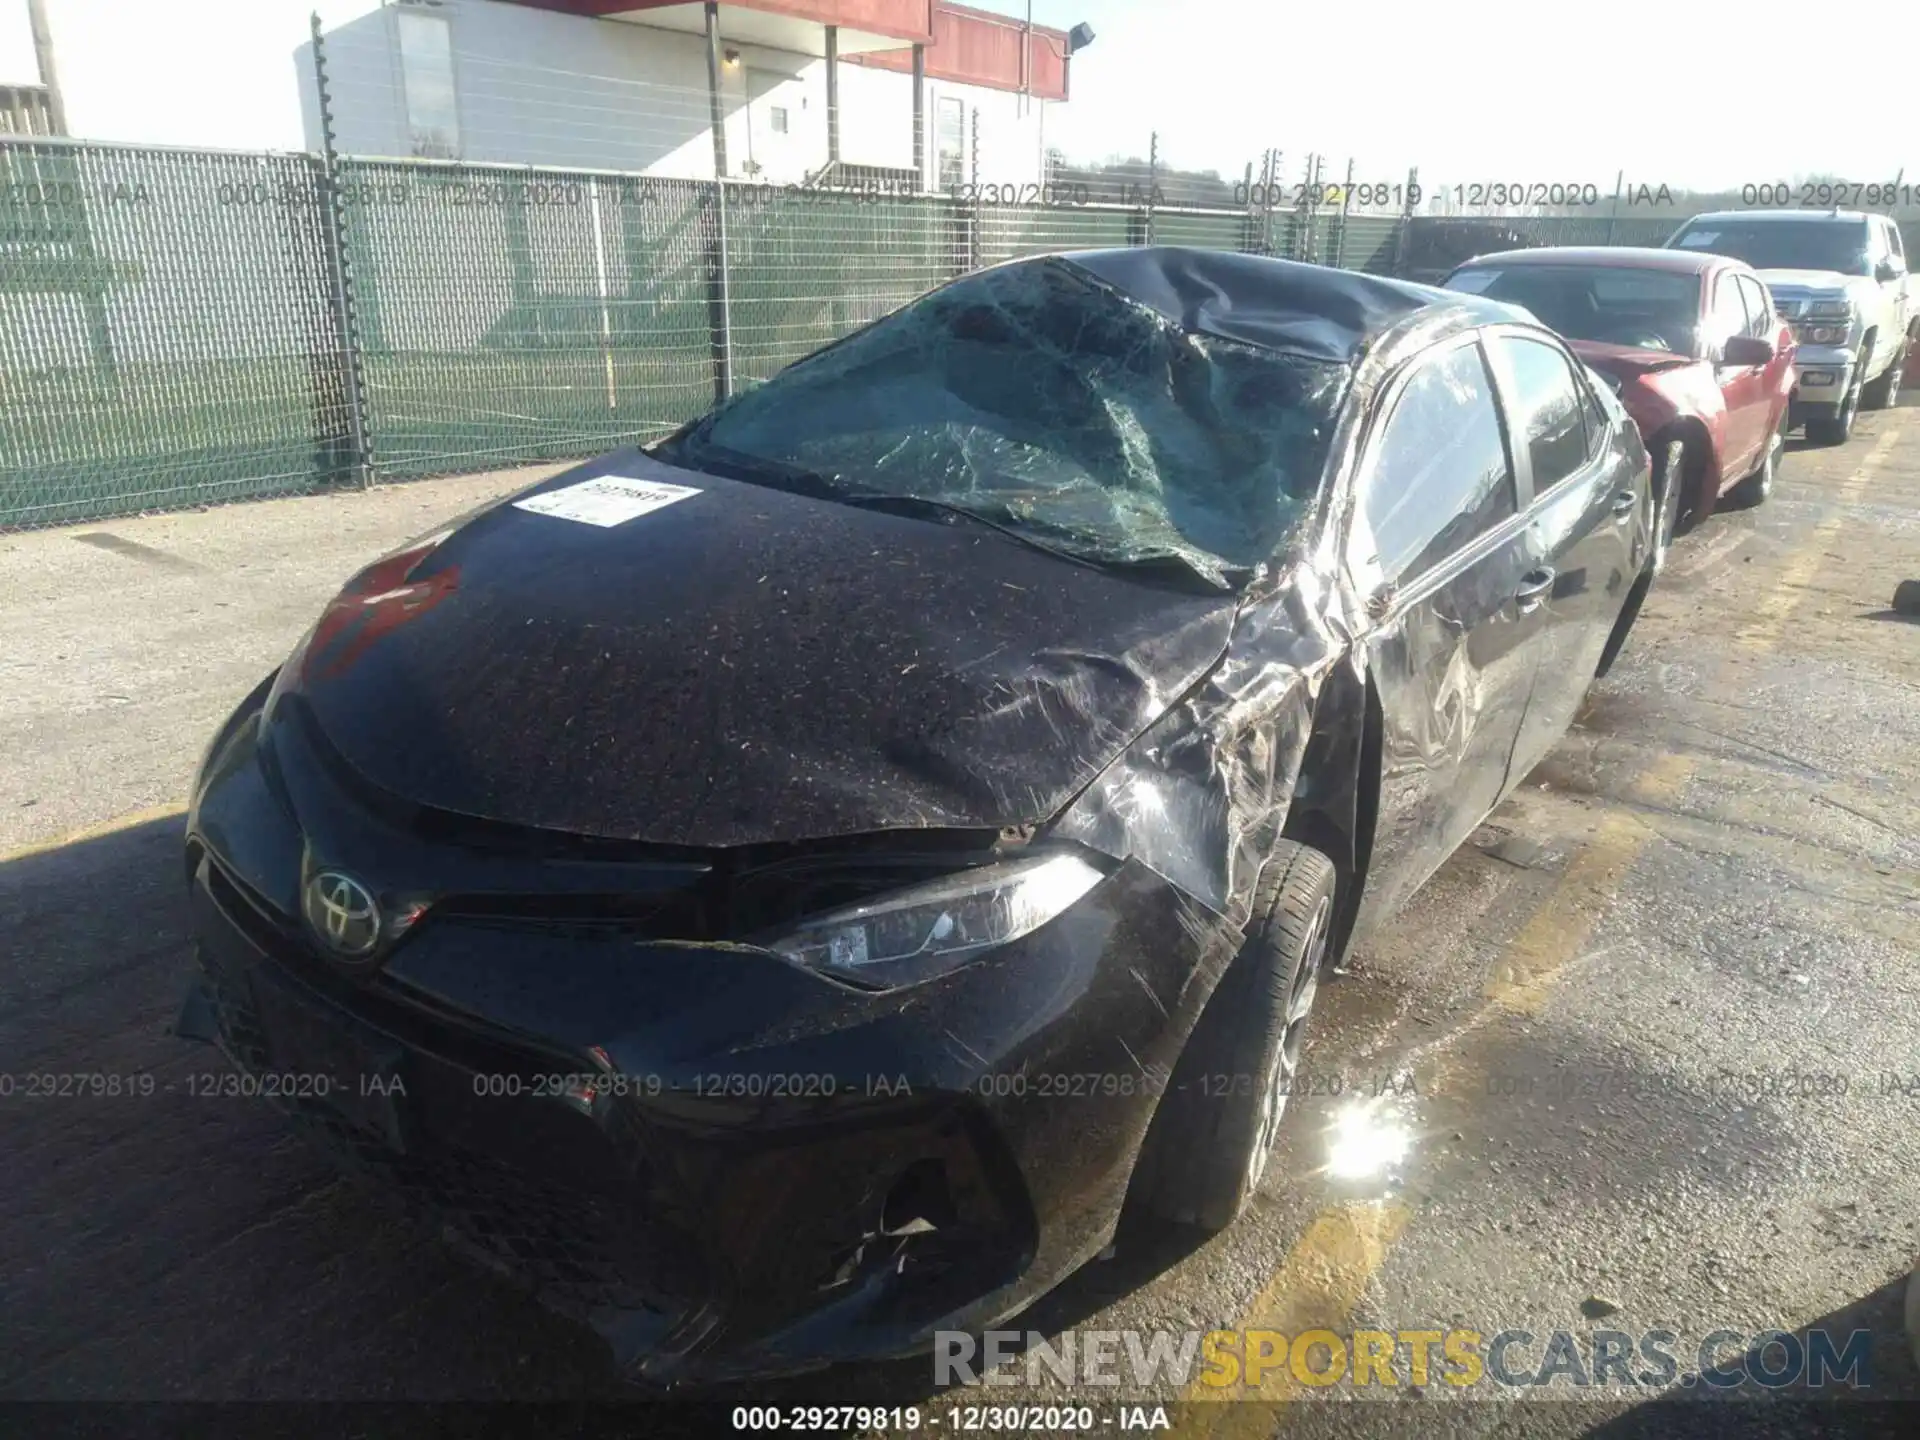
512,475,702,527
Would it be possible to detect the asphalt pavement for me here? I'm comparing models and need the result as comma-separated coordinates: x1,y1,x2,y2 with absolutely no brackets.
1,407,1917,1435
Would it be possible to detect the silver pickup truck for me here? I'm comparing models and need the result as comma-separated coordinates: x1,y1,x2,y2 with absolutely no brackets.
1667,210,1916,444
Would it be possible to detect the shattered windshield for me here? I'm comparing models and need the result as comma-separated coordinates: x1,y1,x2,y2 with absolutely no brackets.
656,258,1350,588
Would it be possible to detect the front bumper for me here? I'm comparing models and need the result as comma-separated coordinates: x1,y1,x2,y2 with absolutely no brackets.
1787,343,1856,409
176,708,1232,1383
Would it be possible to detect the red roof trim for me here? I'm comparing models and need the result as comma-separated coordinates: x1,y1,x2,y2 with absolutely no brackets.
499,0,936,44
844,2,1071,100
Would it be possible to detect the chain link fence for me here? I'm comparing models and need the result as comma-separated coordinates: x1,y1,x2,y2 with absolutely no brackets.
5,131,1917,530
0,141,349,528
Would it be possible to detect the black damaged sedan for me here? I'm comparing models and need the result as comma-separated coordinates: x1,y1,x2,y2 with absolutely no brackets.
177,248,1653,1382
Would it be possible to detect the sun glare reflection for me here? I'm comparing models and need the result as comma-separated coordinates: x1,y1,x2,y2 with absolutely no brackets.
1324,1096,1414,1181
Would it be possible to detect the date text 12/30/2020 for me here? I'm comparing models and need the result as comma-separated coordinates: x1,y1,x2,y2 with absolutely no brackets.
728,1404,1172,1432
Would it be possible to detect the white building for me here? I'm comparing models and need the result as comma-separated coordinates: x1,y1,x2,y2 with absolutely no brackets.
297,0,1086,189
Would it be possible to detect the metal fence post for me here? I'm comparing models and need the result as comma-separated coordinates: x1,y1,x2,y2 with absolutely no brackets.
1391,166,1417,277
588,178,617,410
1266,149,1282,256
703,3,734,401
704,183,735,404
1297,153,1319,262
1335,157,1354,269
960,107,980,276
1250,150,1273,254
308,13,371,489
1240,159,1256,252
1144,130,1158,246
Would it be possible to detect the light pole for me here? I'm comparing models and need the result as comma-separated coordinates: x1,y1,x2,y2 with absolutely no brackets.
27,0,68,135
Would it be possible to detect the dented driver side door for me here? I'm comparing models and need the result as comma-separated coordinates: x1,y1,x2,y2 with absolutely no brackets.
1344,334,1551,936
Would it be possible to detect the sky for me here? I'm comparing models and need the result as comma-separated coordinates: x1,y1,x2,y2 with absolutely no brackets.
2,0,1915,189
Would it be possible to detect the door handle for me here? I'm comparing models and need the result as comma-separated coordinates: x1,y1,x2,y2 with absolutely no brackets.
1514,568,1555,614
1610,489,1638,522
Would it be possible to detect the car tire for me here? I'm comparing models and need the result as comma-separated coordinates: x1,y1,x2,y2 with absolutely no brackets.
1861,346,1903,411
1908,1262,1920,1374
1726,424,1780,508
1806,356,1865,444
1649,438,1684,573
1595,563,1653,680
1129,840,1338,1233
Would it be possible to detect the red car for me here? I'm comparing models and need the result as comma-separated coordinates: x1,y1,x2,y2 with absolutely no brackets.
1442,247,1795,569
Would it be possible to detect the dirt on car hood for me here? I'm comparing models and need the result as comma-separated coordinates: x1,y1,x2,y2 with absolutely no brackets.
280,453,1239,848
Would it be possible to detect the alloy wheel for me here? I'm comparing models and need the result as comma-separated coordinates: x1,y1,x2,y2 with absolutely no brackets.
1753,431,1778,501
1839,370,1861,437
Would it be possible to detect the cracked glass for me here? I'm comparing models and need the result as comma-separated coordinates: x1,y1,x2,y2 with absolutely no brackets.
657,258,1350,588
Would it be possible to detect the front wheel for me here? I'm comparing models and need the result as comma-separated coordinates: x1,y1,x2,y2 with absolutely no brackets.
1130,841,1338,1232
1649,438,1683,574
1807,360,1865,444
1726,425,1780,508
1861,345,1904,411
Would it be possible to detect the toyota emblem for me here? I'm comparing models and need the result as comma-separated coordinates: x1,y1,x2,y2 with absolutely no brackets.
303,871,382,959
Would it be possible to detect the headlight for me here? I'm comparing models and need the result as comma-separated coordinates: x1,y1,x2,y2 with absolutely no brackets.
1805,300,1853,321
1801,324,1847,345
756,851,1104,988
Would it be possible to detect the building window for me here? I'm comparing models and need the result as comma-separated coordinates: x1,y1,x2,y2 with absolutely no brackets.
397,9,460,159
935,97,965,191
770,106,789,135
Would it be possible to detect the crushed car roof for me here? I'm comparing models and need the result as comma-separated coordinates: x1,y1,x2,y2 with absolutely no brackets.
1055,247,1514,365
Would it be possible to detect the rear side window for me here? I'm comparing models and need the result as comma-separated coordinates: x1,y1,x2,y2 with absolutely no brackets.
1494,336,1590,491
1363,342,1517,585
1878,218,1907,270
1577,367,1611,454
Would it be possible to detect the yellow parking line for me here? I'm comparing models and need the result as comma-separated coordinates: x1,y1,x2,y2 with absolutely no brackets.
1178,734,1683,1435
1732,425,1900,650
0,801,187,867
1181,417,1906,1430
1482,807,1653,1016
1179,1200,1410,1423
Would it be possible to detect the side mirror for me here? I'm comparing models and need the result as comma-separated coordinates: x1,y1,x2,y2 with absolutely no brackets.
1876,259,1902,283
1719,335,1774,366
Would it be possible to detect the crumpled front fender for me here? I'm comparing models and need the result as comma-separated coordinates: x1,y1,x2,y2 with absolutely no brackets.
1052,565,1345,932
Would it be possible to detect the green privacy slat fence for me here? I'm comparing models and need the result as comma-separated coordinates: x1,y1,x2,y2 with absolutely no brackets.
1,141,346,529
1340,215,1405,275
1149,209,1254,254
726,188,959,386
975,203,1137,267
6,137,1917,530
1394,216,1681,283
339,162,715,480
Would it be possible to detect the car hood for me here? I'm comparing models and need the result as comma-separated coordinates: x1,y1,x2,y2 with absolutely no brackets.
1567,339,1699,379
278,452,1240,849
1755,268,1858,295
